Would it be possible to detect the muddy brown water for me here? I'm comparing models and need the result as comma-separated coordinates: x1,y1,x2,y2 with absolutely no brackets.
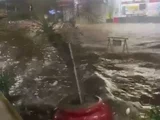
8,52,159,120
1,23,160,119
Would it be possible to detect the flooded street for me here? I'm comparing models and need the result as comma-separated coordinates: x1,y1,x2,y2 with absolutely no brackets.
1,0,160,119
80,23,160,53
78,23,160,119
1,22,160,120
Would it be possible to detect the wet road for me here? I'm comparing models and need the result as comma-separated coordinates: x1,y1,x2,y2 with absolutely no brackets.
1,21,160,119
79,23,160,53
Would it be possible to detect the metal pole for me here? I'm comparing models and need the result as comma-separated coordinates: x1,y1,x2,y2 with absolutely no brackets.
68,43,83,104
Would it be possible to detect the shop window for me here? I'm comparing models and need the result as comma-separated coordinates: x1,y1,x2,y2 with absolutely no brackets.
139,4,146,10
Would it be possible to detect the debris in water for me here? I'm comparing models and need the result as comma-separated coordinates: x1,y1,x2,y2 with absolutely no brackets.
52,81,58,86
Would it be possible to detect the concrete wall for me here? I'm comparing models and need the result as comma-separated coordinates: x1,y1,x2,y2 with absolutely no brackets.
107,16,160,23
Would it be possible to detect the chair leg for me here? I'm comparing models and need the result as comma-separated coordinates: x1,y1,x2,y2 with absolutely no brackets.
123,40,129,54
107,39,111,53
122,41,125,53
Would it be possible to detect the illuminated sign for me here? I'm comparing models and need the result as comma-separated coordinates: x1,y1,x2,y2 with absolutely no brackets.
147,2,160,16
49,9,61,15
125,4,139,14
49,9,55,15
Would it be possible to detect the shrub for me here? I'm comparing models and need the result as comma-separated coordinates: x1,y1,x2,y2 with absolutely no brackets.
0,73,11,97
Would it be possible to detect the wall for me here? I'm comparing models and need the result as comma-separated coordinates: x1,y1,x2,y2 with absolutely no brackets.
118,16,160,23
146,2,160,16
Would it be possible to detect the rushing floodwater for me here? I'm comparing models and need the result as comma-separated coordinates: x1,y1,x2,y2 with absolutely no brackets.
80,23,160,53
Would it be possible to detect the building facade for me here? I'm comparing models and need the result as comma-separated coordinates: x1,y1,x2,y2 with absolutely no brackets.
114,0,160,17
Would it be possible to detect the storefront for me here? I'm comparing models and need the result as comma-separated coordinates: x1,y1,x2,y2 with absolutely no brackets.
147,2,160,16
120,0,146,16
119,0,160,17
109,0,160,23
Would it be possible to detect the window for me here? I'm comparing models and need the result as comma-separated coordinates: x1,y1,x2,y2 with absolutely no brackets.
139,4,146,10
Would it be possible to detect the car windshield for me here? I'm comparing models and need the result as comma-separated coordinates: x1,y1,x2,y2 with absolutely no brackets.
0,0,160,120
